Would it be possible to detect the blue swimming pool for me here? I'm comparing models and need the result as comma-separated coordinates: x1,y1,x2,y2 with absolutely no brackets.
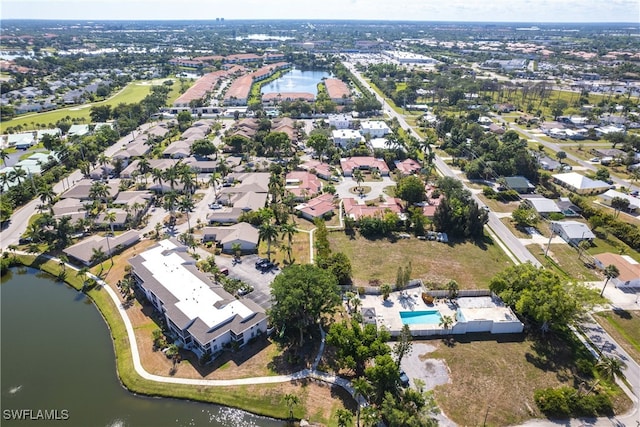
400,310,442,325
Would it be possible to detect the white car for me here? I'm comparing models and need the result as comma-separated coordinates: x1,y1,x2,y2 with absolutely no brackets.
590,158,600,163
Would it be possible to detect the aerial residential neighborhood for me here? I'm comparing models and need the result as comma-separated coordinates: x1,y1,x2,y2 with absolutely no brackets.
1,9,639,427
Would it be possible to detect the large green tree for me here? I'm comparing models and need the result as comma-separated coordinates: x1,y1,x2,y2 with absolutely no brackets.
268,264,340,346
327,319,390,376
395,175,425,209
489,263,599,332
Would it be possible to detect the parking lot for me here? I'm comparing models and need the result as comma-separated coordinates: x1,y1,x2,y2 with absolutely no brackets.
214,254,279,309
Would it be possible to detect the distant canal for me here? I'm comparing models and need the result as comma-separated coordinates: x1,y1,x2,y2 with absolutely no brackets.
261,69,331,95
1,268,284,427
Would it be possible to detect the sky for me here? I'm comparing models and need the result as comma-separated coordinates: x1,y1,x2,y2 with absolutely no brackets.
2,0,639,22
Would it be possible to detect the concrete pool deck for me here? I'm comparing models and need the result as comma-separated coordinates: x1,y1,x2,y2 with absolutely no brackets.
356,291,524,336
357,290,458,333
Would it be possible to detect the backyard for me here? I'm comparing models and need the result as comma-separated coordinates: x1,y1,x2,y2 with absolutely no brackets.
329,231,513,288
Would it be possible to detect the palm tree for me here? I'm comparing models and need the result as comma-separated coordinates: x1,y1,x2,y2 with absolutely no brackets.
231,242,242,262
258,221,279,262
179,165,196,194
596,355,625,380
9,166,27,186
282,393,300,420
137,158,151,186
336,409,353,427
351,377,372,427
90,246,107,266
89,181,110,210
151,168,165,194
58,253,69,273
360,406,380,427
380,283,392,301
280,221,297,264
163,191,179,225
578,239,591,260
38,184,56,213
0,148,9,167
353,168,365,192
178,195,195,232
600,264,620,297
104,210,117,235
439,314,454,332
164,163,180,192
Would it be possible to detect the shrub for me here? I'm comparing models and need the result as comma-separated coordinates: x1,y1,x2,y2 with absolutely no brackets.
483,186,497,199
534,386,613,417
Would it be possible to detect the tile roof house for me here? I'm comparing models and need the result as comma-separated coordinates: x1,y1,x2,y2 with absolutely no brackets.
343,197,403,220
129,239,267,359
295,193,335,221
285,171,322,201
324,78,351,104
593,253,640,289
340,157,390,177
299,160,334,180
394,158,422,176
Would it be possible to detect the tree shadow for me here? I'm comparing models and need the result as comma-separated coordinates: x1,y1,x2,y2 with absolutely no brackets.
611,307,632,320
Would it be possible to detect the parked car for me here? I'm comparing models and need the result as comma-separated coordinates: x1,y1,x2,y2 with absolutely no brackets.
417,235,427,240
209,203,222,209
237,285,254,296
399,370,410,388
255,258,269,268
589,157,600,163
219,267,229,276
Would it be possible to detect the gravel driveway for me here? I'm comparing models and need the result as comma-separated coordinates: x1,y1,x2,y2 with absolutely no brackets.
400,342,450,391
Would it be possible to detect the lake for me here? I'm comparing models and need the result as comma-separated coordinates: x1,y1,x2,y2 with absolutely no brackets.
261,69,331,95
0,268,284,427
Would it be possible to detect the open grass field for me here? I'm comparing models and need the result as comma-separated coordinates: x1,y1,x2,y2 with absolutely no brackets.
329,231,513,288
594,310,640,364
1,80,170,132
428,332,631,426
258,229,312,266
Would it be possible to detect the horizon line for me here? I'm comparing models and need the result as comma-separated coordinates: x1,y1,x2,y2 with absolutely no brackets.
1,18,639,25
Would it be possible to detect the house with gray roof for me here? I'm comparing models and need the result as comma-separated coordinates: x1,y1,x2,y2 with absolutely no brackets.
128,239,267,359
550,221,595,246
201,222,259,253
523,196,561,216
64,230,140,265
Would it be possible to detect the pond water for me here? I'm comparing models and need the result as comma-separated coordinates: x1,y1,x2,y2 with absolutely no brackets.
0,268,284,427
261,69,331,95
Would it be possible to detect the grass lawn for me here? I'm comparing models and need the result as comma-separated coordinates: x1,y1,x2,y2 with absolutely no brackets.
586,234,640,263
500,217,532,239
258,230,312,265
428,332,631,426
594,310,640,364
526,243,600,281
329,231,513,288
